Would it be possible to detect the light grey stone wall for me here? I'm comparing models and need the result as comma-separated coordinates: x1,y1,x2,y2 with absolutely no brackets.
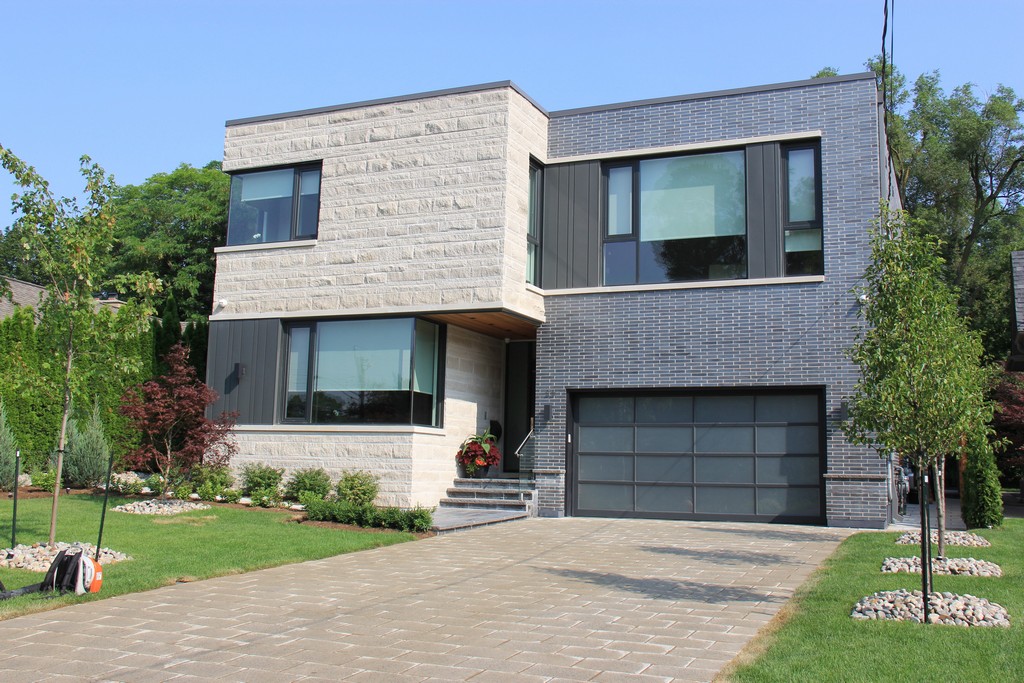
214,86,544,323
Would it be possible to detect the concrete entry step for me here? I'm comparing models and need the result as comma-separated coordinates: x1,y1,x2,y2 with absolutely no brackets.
433,476,538,532
438,497,530,513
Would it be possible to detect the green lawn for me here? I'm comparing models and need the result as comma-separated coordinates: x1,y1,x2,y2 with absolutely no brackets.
727,519,1024,682
0,495,415,620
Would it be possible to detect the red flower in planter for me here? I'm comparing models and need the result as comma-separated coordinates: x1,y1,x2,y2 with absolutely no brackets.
456,430,501,476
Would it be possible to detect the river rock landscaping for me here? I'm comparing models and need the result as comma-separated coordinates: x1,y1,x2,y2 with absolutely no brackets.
851,589,1010,627
113,500,211,515
881,556,1002,577
1,542,131,572
895,530,991,546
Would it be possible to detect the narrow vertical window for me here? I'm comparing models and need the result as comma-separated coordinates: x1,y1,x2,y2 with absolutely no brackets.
782,144,823,276
527,162,542,286
285,325,312,420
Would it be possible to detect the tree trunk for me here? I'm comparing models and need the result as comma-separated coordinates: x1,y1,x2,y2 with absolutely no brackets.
918,452,932,624
934,460,947,558
49,317,75,544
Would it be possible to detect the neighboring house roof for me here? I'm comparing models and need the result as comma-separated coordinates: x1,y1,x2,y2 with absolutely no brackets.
0,277,47,319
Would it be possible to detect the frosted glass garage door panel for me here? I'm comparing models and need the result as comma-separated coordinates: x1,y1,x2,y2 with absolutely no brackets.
694,395,754,422
696,456,754,483
579,455,633,482
636,455,693,483
636,396,693,423
757,488,820,516
636,485,694,513
636,427,693,453
578,483,633,511
756,456,820,485
579,427,633,453
579,396,634,423
756,426,819,454
755,394,818,422
695,426,754,452
695,487,755,514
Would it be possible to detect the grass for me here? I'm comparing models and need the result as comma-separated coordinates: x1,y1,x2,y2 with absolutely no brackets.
725,519,1024,682
0,495,415,620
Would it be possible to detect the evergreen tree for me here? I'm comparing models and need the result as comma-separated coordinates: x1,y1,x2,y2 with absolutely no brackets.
0,399,19,491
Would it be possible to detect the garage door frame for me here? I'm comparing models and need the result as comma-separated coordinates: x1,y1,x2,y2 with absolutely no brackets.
567,387,827,524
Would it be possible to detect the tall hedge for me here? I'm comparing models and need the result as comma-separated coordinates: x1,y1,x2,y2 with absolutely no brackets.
961,441,1005,529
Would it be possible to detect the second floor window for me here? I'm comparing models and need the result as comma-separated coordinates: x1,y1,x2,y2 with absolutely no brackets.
604,150,747,285
781,144,823,276
527,162,542,286
227,164,321,246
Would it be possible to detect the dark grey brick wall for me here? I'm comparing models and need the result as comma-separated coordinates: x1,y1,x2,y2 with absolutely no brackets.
534,75,889,527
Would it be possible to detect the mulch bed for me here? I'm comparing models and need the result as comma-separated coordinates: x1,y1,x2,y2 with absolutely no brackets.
5,487,97,500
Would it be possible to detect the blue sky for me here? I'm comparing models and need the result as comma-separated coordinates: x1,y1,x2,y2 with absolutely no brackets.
2,0,1022,225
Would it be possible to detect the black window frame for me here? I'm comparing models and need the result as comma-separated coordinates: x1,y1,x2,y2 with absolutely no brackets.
601,147,749,286
226,162,323,247
527,161,543,286
280,317,446,428
780,142,824,276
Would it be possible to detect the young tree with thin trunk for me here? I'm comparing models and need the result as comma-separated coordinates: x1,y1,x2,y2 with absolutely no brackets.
844,205,996,623
0,145,157,543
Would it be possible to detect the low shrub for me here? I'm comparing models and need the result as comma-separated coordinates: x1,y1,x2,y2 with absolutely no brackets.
403,506,434,533
58,402,110,489
241,463,283,495
109,471,145,495
249,486,281,508
297,490,326,508
31,469,58,492
173,483,193,500
285,467,332,501
336,470,379,506
193,463,234,491
303,496,332,521
219,488,242,504
145,473,167,495
303,499,433,532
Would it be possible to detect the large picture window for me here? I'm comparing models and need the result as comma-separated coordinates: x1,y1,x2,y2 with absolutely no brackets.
603,150,747,285
283,318,443,427
227,164,321,246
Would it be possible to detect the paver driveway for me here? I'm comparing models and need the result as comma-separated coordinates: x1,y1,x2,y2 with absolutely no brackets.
0,518,851,682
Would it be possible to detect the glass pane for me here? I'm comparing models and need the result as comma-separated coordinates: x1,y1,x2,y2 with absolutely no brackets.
755,394,818,423
757,488,820,517
285,326,310,419
784,228,822,253
695,395,754,423
578,483,633,511
636,485,693,513
296,169,320,238
578,396,634,423
636,455,693,483
695,486,755,514
757,426,819,454
604,241,636,285
413,320,439,426
607,166,633,236
639,151,745,241
526,243,538,285
695,426,754,453
696,455,754,482
756,456,821,485
636,427,693,453
579,426,633,453
639,235,746,283
636,396,692,423
785,243,824,276
227,169,294,245
528,165,542,239
579,455,633,481
787,148,817,223
316,319,412,392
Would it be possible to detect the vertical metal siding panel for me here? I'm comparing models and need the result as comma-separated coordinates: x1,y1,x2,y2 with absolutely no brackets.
541,166,560,288
571,164,590,288
233,321,252,421
557,166,571,289
746,145,767,279
207,322,230,417
256,319,280,423
763,143,781,277
587,162,602,287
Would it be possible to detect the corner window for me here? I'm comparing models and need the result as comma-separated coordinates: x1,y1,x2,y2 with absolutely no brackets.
603,150,747,285
283,318,443,427
782,144,823,275
227,164,321,246
527,162,542,286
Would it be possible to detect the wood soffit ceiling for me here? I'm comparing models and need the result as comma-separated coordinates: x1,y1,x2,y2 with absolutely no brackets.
424,310,539,340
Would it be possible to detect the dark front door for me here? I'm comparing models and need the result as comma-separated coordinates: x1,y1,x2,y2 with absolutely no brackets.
503,341,535,473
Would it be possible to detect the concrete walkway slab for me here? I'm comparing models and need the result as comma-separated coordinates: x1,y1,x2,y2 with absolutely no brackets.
0,518,851,682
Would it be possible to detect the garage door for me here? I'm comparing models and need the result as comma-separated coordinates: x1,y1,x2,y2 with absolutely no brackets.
572,391,824,523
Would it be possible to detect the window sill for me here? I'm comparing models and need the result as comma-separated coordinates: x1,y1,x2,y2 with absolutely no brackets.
215,239,317,254
231,423,445,436
541,275,825,297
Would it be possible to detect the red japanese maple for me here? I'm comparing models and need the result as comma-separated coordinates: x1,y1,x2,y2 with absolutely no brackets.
120,343,236,491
